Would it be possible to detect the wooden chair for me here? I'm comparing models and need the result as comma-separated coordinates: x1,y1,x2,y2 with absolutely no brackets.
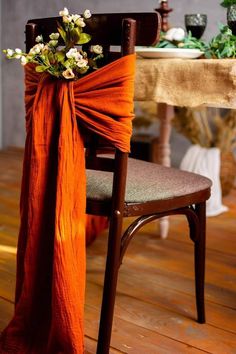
26,13,211,354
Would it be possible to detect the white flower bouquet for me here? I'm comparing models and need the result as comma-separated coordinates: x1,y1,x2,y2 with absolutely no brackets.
3,7,103,80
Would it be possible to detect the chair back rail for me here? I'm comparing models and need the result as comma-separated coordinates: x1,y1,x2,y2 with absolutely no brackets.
25,13,161,52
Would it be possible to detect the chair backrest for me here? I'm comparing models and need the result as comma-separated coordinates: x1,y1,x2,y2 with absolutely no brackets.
25,13,161,216
26,13,161,51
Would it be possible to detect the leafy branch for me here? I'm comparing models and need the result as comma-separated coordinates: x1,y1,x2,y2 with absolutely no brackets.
205,24,236,58
3,8,103,80
220,0,236,8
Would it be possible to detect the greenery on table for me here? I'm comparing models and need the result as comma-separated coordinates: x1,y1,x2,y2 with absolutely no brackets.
157,31,207,52
206,24,236,58
156,25,236,58
220,0,236,8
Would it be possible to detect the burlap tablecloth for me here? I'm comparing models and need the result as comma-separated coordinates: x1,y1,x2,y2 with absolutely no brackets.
135,58,236,108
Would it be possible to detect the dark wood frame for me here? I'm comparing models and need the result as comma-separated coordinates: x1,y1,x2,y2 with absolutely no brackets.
25,12,210,354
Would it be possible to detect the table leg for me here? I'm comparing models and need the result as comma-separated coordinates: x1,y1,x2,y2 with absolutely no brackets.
157,103,174,239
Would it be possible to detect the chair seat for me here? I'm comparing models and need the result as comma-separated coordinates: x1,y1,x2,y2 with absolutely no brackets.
87,158,212,204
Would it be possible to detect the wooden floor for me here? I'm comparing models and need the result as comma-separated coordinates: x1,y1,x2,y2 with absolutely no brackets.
0,148,235,353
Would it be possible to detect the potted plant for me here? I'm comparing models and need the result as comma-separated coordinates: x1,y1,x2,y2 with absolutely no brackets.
221,0,236,34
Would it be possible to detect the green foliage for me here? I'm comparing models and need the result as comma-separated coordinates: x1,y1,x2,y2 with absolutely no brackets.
76,33,91,45
157,30,207,51
55,51,65,62
221,0,236,8
206,24,236,58
156,25,236,59
57,24,67,43
35,65,48,72
181,32,207,51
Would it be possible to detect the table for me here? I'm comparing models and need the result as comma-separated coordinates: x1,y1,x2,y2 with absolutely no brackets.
134,58,236,237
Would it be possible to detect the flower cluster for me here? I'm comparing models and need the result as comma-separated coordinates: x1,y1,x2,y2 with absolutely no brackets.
3,8,103,80
164,27,185,42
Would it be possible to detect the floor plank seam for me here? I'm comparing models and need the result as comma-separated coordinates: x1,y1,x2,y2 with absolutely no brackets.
112,314,213,354
0,295,14,304
85,335,125,353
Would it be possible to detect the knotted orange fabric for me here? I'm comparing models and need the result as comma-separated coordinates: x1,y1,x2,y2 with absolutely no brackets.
0,54,135,353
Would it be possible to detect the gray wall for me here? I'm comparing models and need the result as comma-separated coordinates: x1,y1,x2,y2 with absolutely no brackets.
1,0,226,147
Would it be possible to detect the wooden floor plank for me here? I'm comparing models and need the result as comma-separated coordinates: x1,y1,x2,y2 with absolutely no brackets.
85,303,208,354
0,297,13,331
0,148,236,353
87,267,236,334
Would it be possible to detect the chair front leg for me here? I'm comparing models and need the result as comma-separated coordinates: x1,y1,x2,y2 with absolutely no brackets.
194,202,206,323
96,211,123,354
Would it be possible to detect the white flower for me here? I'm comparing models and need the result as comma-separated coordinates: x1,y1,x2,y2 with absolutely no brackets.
49,32,60,40
164,27,185,42
75,17,86,27
21,56,28,66
14,48,22,59
92,45,103,55
66,48,82,60
76,58,88,68
42,44,51,53
63,15,72,23
172,28,185,41
59,7,69,16
62,68,75,79
38,43,45,50
66,48,79,59
66,48,77,58
83,9,91,19
48,40,58,47
6,49,14,57
29,43,44,55
71,14,81,22
35,35,43,43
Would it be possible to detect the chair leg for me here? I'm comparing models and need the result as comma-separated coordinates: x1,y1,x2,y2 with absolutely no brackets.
194,202,206,323
96,213,123,354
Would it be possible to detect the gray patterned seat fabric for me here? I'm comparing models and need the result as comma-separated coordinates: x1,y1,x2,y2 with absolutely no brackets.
86,158,212,203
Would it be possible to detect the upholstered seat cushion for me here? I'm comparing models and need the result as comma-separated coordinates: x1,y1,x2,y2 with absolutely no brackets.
86,158,212,203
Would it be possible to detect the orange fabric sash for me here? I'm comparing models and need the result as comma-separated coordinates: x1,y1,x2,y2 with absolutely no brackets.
0,54,135,353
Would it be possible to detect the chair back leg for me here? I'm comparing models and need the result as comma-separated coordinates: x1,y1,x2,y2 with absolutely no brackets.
194,202,206,323
96,212,123,354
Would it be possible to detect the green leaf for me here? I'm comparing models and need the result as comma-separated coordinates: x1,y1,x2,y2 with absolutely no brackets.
70,28,81,43
55,51,65,62
63,59,71,69
76,33,92,45
35,65,48,72
220,0,236,8
58,27,67,43
48,51,55,64
157,40,177,48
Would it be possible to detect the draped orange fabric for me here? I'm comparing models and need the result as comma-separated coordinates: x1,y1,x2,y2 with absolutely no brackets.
0,54,135,354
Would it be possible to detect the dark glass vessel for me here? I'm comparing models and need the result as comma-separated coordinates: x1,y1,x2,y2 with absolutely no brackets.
227,5,236,35
185,25,206,39
185,14,207,39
